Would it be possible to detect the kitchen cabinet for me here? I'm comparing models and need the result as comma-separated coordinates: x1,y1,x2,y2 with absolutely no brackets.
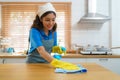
86,58,120,75
61,58,87,63
2,58,26,64
0,58,3,64
61,58,120,75
0,53,26,63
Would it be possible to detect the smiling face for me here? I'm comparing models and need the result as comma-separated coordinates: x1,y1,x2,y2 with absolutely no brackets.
41,12,56,32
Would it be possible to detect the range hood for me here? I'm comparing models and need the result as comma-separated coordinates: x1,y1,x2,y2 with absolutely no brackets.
79,0,111,24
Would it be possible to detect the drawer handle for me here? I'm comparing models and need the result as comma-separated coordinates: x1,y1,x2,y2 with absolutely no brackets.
99,58,108,61
2,58,6,64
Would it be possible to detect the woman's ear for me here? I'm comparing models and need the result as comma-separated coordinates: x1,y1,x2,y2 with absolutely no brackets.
40,18,43,22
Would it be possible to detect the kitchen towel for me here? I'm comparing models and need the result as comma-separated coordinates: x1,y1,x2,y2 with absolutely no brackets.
55,64,87,74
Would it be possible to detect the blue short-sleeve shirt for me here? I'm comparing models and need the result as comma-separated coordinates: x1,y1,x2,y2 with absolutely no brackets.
29,28,57,53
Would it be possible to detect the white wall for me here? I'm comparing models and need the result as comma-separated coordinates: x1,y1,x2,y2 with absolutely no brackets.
0,0,71,2
1,0,119,53
71,0,110,49
0,5,1,36
111,0,120,54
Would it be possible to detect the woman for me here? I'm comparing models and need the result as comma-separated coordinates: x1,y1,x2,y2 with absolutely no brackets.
26,3,79,70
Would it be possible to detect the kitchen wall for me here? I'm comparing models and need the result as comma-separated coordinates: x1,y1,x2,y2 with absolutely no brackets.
0,0,120,54
0,5,1,35
71,0,110,48
111,0,120,54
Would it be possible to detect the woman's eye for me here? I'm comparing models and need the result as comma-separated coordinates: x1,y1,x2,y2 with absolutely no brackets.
45,20,50,21
53,19,55,21
45,19,55,22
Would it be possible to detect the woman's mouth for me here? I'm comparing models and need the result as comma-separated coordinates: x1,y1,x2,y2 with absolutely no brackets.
47,26,52,29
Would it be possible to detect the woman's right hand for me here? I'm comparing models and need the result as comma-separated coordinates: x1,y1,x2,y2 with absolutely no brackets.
50,59,80,70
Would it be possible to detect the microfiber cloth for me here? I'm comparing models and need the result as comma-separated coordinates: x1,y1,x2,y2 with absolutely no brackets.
55,64,87,74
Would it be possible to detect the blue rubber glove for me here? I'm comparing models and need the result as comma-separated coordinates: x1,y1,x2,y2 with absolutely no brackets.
61,47,66,54
53,53,62,60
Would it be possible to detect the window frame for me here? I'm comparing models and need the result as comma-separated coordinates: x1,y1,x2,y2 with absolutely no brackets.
0,2,71,52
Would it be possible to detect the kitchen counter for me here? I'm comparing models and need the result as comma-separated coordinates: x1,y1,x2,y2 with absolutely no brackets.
0,53,120,58
0,63,120,80
0,53,26,58
63,53,120,58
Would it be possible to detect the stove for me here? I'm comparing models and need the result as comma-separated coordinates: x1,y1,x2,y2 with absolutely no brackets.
76,44,112,55
80,51,112,55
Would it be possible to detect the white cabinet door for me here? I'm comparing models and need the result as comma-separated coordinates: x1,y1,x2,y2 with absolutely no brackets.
4,58,26,63
0,58,3,64
61,58,87,63
99,58,120,75
86,58,120,75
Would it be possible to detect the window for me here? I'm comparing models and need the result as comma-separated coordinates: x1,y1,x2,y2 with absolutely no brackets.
0,2,71,52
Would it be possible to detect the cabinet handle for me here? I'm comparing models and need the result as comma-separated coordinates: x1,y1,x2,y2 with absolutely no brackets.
2,58,6,64
99,58,108,62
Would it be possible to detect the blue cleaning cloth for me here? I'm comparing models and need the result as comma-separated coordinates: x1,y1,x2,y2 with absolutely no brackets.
55,64,87,73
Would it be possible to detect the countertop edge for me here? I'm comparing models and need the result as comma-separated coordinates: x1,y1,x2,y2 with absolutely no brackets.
1,53,120,58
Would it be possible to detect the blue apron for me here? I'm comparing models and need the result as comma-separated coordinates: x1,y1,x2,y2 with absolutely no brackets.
26,38,54,63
